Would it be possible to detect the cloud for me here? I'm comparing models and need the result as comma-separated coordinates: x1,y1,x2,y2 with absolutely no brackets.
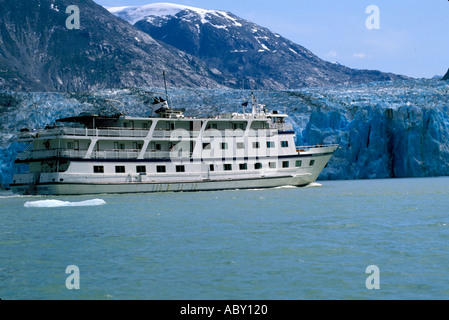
353,53,367,58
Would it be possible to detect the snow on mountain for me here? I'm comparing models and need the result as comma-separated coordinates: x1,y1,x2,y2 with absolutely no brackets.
108,2,408,90
108,3,241,26
1,79,449,189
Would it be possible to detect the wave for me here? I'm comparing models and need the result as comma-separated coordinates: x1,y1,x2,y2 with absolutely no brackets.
274,185,298,189
24,199,106,208
305,182,323,188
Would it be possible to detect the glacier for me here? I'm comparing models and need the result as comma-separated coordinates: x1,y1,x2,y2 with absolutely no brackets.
1,79,449,189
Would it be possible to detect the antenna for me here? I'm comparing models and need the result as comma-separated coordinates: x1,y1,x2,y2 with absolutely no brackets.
105,99,125,116
163,71,168,96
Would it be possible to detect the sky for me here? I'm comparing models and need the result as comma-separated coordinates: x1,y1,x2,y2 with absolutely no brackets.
94,0,449,79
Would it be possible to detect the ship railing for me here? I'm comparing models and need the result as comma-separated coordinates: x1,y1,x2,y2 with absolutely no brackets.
201,129,278,138
16,148,194,161
91,150,193,159
18,127,151,138
16,149,88,160
91,150,141,159
246,129,278,137
59,127,150,138
269,123,294,131
202,129,246,138
296,144,339,152
152,129,201,139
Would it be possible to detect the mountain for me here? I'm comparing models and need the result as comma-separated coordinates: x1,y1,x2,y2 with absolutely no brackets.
0,0,224,91
108,3,409,90
443,68,449,81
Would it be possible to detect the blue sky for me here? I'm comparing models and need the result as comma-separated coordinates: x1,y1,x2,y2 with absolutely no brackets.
94,0,449,78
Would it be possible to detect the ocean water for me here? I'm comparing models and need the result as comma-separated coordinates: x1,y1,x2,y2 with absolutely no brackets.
1,177,449,300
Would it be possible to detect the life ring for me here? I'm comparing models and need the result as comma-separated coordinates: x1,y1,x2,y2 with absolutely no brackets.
44,140,50,149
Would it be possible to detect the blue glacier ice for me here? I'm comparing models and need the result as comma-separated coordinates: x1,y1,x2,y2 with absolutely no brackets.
1,79,449,189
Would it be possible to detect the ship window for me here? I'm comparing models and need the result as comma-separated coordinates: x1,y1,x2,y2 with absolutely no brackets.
282,161,290,168
119,143,125,150
254,163,262,170
239,163,248,170
67,142,73,149
267,141,275,148
115,166,125,173
74,141,79,150
94,166,104,173
58,161,70,173
176,165,186,173
281,141,289,148
221,142,228,150
309,160,315,166
137,166,146,173
166,122,175,130
252,142,260,149
157,165,166,173
223,164,232,171
236,142,245,149
296,160,302,167
269,162,277,169
209,164,215,172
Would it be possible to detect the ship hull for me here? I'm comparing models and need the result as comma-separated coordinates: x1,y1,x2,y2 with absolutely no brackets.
11,150,336,195
11,174,317,195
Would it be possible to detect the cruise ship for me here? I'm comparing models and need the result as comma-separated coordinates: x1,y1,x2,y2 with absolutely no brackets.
10,94,338,195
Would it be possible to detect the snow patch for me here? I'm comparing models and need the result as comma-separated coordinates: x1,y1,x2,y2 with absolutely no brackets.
289,48,299,55
107,3,243,27
50,3,59,12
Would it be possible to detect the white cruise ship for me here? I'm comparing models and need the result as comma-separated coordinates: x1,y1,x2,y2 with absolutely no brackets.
11,95,338,195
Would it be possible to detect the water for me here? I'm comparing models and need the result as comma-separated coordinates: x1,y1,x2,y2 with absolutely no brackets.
1,177,449,300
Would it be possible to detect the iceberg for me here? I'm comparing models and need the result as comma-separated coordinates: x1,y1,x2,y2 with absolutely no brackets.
1,79,449,189
24,199,107,208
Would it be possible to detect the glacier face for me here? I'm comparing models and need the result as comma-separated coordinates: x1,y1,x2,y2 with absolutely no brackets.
1,79,449,189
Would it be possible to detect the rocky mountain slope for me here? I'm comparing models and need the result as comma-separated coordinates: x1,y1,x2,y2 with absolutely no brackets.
443,68,449,81
109,3,409,90
0,0,224,91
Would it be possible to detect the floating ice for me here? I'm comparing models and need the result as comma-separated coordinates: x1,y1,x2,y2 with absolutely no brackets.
24,199,106,208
